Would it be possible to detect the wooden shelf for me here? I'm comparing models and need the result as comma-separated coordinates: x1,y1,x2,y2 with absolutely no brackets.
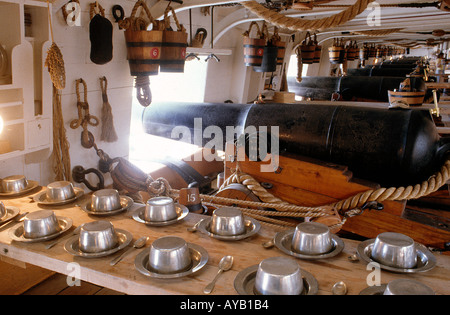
0,0,52,161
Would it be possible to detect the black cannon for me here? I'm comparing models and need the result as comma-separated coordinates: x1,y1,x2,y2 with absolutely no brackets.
142,102,450,187
287,76,425,101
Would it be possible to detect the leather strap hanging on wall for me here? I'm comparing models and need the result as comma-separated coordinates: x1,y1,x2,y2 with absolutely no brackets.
89,2,113,65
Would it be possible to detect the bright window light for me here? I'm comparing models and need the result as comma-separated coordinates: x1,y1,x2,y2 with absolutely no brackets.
129,59,209,173
0,115,3,134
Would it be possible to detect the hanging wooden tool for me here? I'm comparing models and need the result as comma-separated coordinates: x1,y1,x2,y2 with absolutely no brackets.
70,78,100,148
99,76,118,142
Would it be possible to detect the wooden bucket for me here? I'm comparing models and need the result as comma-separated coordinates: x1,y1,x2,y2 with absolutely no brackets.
346,41,358,61
328,39,343,64
253,44,278,73
388,90,425,106
270,28,285,66
313,33,321,64
160,6,188,73
123,1,162,76
243,22,265,66
300,32,315,64
359,44,369,60
369,44,377,58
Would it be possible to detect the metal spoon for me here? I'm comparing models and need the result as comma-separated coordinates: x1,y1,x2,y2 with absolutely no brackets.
348,253,359,262
187,219,202,232
110,236,149,266
204,255,234,294
262,238,275,249
45,225,81,250
332,281,348,295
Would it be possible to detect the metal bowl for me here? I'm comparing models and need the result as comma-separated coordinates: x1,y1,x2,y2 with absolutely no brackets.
148,236,192,274
383,279,435,295
254,257,303,295
78,220,118,253
90,189,121,212
291,222,333,255
23,210,62,239
144,196,178,222
46,181,76,202
210,207,246,236
371,232,417,269
1,175,28,193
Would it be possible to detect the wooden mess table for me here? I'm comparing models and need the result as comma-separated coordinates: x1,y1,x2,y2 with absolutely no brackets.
1,187,449,296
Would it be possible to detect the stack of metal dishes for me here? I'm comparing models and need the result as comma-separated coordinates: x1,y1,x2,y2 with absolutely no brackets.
79,189,133,216
64,220,132,258
135,235,208,279
0,175,39,197
33,181,84,206
9,209,72,243
132,196,188,226
357,232,436,273
196,207,260,241
273,222,344,260
234,256,318,295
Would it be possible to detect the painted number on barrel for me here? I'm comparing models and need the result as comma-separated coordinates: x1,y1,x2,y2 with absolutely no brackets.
257,48,264,56
187,193,196,203
151,48,159,59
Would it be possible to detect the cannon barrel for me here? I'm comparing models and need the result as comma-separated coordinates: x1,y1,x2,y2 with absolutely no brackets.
142,102,450,187
287,76,425,102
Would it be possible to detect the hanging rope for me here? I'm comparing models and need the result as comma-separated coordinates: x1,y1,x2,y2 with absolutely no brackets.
45,0,71,181
241,0,375,31
99,76,118,142
70,79,100,148
52,86,72,181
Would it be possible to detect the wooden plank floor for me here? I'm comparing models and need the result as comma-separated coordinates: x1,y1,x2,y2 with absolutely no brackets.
22,273,125,295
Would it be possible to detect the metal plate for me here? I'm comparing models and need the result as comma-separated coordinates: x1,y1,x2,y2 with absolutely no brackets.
0,180,39,197
132,204,188,226
197,216,261,241
33,187,85,206
274,229,345,260
356,238,437,273
64,229,132,258
9,216,73,243
134,243,208,279
234,264,318,295
79,196,133,216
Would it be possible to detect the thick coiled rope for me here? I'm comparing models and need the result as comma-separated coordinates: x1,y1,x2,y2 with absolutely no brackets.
241,0,375,31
